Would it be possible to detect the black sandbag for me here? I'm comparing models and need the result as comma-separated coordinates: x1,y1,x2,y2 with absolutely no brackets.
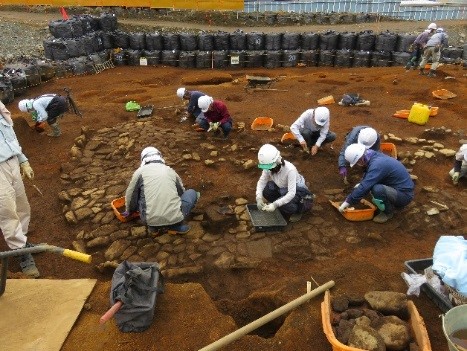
179,51,196,69
82,34,98,55
214,31,230,51
97,50,110,62
375,32,398,52
4,69,27,96
356,31,376,51
100,31,114,49
145,32,163,51
245,51,264,68
143,50,161,65
371,51,392,67
180,33,198,51
246,32,265,50
53,61,73,78
229,31,246,50
229,50,246,68
300,50,319,67
113,51,128,66
43,39,55,60
125,50,141,66
112,31,130,49
281,33,300,50
338,32,357,50
129,32,146,50
0,76,14,104
212,51,229,68
318,50,335,66
162,33,180,50
282,50,300,67
76,14,97,34
36,60,56,81
301,32,319,50
161,50,180,67
65,38,86,58
335,49,353,67
88,53,103,65
50,40,69,61
264,51,281,68
67,57,86,75
396,34,417,52
23,64,42,87
319,31,339,50
99,13,118,32
265,33,282,51
197,33,214,51
353,50,371,67
392,52,411,66
49,18,82,39
196,51,212,69
442,47,463,60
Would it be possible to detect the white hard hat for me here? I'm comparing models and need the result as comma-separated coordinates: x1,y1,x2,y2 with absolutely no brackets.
345,143,367,168
436,28,444,33
198,95,213,113
18,99,33,112
141,146,164,165
176,87,186,99
257,144,281,170
357,127,378,149
427,23,437,30
461,144,467,161
314,107,330,126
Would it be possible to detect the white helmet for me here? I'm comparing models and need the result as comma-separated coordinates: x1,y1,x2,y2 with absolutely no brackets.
258,144,281,170
198,95,213,113
427,23,437,30
436,28,444,33
18,99,33,112
345,143,367,168
357,127,378,149
314,107,330,126
461,144,467,161
176,87,186,99
140,146,165,166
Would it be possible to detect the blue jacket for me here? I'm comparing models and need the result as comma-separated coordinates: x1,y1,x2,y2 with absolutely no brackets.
346,151,414,205
338,126,381,168
187,91,205,118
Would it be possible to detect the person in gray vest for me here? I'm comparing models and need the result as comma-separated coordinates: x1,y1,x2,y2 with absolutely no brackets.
419,27,448,78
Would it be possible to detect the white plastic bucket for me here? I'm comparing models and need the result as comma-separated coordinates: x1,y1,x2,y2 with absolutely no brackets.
442,304,467,351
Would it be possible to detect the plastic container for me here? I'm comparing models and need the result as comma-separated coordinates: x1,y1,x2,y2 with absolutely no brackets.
321,290,432,351
251,117,274,130
429,106,439,117
408,103,430,126
317,95,335,105
111,197,140,223
380,142,398,159
281,132,296,143
405,258,454,313
329,199,376,221
393,109,410,119
432,89,457,100
442,304,467,351
246,204,287,232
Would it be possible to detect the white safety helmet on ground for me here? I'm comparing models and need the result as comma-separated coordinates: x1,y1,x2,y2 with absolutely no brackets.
18,99,33,112
257,144,281,170
176,87,186,99
357,127,378,149
427,23,437,30
198,95,213,113
140,146,165,166
345,143,367,168
314,107,330,126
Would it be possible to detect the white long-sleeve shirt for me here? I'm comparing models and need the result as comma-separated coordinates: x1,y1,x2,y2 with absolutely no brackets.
290,108,330,147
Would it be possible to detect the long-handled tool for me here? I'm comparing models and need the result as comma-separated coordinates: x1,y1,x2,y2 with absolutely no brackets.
0,244,92,297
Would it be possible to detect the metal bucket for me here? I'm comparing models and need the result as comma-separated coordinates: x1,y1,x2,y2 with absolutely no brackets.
442,304,467,351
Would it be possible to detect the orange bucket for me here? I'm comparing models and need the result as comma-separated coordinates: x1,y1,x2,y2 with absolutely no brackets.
317,95,335,105
280,132,296,143
111,197,139,223
380,142,398,159
251,117,274,130
330,199,376,221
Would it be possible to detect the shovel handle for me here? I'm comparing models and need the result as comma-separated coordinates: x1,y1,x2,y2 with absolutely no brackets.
62,249,92,264
100,301,123,324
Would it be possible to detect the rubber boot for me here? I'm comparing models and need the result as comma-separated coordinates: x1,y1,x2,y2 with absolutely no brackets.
427,70,436,78
47,122,61,137
373,211,394,223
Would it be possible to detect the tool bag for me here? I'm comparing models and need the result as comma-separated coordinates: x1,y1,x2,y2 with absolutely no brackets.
110,261,164,332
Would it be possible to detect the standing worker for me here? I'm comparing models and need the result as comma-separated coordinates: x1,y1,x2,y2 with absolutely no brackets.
124,146,199,234
449,144,467,185
418,27,448,77
176,87,207,126
256,144,314,222
290,106,336,155
338,143,414,223
338,126,380,182
0,100,39,277
405,23,437,70
197,95,233,138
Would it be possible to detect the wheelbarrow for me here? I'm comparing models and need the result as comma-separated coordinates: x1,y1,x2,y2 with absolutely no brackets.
245,75,276,91
0,244,92,297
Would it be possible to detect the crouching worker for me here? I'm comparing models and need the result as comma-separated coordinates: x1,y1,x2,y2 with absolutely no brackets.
449,144,467,185
197,95,233,138
124,147,199,234
256,144,314,222
338,143,414,223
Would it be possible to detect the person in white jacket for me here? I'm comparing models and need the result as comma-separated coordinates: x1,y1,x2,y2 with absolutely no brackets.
0,101,39,277
449,144,467,185
290,106,336,155
256,144,314,222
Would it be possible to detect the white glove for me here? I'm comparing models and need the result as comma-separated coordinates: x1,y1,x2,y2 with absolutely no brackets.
354,183,360,189
20,161,34,180
452,172,460,185
208,122,220,132
338,201,350,213
256,198,265,210
262,203,276,212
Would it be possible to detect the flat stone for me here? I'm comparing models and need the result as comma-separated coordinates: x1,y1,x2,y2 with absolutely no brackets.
246,238,272,258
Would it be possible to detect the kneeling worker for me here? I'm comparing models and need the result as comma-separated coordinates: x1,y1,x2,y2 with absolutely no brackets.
124,147,199,234
338,143,414,223
449,144,467,185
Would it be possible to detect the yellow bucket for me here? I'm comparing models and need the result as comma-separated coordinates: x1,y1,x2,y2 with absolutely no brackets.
408,103,430,126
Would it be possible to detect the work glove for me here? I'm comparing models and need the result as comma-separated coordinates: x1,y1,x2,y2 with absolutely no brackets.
300,141,309,153
262,203,276,212
208,122,220,132
20,161,34,180
256,198,265,210
452,172,460,185
338,201,350,213
434,46,440,53
34,121,46,133
339,167,348,178
121,211,130,218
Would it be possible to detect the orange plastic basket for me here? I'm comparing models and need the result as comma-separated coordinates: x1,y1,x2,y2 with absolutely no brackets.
432,89,457,100
280,132,297,143
380,142,398,159
330,199,376,221
251,117,274,130
111,197,139,223
317,95,335,105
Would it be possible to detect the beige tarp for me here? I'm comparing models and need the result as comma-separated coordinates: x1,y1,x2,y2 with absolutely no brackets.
0,279,96,351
